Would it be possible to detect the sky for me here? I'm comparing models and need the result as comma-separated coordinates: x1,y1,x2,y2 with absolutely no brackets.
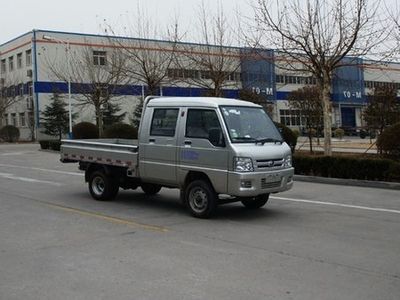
1,0,398,46
0,0,248,44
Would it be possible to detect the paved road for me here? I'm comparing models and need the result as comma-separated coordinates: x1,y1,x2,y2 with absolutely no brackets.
0,143,399,300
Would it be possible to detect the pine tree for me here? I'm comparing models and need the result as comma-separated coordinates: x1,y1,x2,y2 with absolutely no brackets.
41,93,72,140
131,98,144,129
102,102,127,129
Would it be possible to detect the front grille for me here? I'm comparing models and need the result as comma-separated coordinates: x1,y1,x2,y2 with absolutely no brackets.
256,158,284,170
261,178,282,189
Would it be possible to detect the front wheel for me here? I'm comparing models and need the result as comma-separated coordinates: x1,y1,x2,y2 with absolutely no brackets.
88,170,119,201
241,194,269,209
185,180,218,218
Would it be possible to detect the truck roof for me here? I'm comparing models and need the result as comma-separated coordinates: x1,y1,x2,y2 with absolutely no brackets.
147,97,261,108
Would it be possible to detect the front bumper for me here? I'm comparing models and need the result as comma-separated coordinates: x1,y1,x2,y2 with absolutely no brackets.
227,167,294,197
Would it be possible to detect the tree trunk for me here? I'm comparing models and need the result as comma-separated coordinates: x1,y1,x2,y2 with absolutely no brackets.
322,79,332,156
308,127,313,154
95,106,103,138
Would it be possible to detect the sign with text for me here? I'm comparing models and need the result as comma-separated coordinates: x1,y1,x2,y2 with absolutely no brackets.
240,49,276,101
332,57,365,103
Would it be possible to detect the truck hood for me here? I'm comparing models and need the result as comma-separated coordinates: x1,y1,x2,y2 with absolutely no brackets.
230,142,292,161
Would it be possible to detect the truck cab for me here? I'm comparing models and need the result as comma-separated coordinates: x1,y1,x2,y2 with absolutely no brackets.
137,97,294,216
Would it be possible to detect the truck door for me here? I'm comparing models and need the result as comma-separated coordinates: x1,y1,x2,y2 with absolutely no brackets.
140,107,180,185
178,108,229,194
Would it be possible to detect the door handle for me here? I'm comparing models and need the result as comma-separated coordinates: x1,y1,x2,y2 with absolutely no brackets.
149,138,155,143
184,140,192,145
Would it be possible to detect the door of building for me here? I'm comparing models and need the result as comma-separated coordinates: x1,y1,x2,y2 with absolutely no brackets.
341,107,356,128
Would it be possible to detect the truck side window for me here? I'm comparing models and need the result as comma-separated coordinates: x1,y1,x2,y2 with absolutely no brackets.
150,108,179,136
186,109,224,146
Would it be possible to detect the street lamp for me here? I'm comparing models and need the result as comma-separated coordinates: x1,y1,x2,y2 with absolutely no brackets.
42,35,73,139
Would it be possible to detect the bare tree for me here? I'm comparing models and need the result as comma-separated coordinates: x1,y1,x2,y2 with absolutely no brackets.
173,2,242,97
363,85,400,136
288,86,323,153
0,75,21,127
250,0,389,155
46,42,128,137
104,6,181,127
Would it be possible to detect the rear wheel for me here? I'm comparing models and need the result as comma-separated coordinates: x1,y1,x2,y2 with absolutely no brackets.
241,194,269,209
141,183,162,195
185,180,217,218
88,170,119,201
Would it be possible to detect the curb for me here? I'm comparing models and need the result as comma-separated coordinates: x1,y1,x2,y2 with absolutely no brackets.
294,175,400,190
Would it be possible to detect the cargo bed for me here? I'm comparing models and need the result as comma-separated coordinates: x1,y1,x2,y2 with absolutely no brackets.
60,139,138,169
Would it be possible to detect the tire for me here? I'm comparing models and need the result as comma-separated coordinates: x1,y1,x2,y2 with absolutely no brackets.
141,183,162,195
241,194,269,209
88,170,119,201
185,180,218,218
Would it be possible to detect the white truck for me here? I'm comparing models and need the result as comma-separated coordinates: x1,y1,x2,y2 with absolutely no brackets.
61,96,294,218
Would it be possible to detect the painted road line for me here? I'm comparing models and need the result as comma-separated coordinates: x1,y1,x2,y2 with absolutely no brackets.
0,172,62,186
0,163,83,176
271,196,400,215
0,151,35,156
42,202,168,233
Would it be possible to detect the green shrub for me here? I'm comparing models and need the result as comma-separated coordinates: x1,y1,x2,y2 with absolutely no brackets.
377,122,400,159
39,140,50,149
334,128,345,140
103,123,138,139
274,123,298,153
0,125,20,142
49,140,61,151
39,140,61,151
72,122,99,139
293,154,400,182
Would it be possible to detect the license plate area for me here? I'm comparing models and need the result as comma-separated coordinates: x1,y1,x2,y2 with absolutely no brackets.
261,174,282,189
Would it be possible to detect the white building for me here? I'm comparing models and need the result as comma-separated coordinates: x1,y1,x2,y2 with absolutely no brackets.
1,29,400,140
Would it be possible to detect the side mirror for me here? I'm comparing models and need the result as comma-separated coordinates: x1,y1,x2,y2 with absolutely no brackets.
208,128,225,147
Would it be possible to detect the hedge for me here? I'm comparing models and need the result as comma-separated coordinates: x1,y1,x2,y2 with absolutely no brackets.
293,155,400,182
103,123,138,139
72,122,99,139
39,140,61,151
0,125,20,142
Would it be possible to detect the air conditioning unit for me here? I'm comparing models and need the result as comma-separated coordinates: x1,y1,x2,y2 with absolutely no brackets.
27,69,33,77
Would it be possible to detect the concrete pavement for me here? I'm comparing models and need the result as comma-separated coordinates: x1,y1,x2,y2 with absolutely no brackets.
0,143,399,300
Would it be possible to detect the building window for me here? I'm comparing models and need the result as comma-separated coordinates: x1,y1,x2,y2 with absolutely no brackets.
93,51,107,66
28,82,33,96
19,113,26,127
11,113,17,126
276,75,284,83
3,114,8,126
8,56,14,71
1,59,6,73
26,50,32,66
28,112,34,127
19,84,24,96
17,53,23,69
279,109,303,127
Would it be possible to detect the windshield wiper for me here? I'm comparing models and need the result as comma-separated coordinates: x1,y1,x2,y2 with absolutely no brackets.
255,137,283,145
233,136,257,142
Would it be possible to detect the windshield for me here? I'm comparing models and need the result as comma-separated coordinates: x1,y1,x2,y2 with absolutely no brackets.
220,106,282,143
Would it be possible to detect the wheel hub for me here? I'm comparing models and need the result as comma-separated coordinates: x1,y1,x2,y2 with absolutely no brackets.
92,176,105,195
190,189,208,213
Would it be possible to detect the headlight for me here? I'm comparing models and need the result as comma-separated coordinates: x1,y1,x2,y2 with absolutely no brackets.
283,155,292,168
234,157,254,172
